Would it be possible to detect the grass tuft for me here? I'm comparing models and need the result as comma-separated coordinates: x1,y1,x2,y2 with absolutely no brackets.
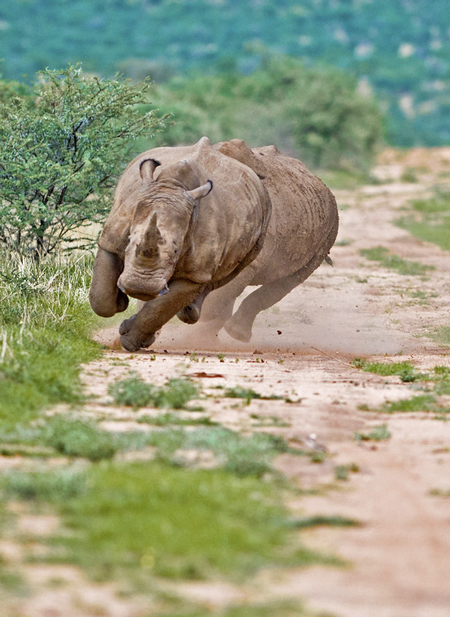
396,190,450,252
359,246,434,276
109,374,200,410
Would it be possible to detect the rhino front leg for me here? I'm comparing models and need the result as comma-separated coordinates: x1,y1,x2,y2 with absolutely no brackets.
119,279,206,351
176,288,211,324
89,247,129,318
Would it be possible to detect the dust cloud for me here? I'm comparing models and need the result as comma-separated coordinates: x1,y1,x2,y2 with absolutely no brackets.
122,268,409,358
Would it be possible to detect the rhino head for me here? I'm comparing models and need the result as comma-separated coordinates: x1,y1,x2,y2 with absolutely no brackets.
117,158,213,301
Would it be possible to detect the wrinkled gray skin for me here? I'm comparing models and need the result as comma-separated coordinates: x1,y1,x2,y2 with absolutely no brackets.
89,137,271,351
195,139,339,343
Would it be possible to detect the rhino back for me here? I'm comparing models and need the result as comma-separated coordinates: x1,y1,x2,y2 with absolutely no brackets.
218,141,338,285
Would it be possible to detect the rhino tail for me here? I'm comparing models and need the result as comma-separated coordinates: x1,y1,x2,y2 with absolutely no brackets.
324,254,333,267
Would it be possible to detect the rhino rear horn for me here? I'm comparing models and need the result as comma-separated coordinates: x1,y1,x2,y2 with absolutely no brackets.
187,180,213,201
139,158,161,182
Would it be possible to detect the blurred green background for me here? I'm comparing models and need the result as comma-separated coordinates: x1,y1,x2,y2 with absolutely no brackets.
1,0,450,166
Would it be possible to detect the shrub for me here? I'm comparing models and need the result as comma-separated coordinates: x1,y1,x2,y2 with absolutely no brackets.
150,55,384,170
0,65,165,259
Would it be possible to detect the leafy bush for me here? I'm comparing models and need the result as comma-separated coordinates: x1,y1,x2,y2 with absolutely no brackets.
0,65,165,259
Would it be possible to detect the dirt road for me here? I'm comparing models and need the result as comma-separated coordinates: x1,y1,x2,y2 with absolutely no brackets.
89,148,450,617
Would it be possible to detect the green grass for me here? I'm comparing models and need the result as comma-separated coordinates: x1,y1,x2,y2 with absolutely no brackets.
353,358,425,382
41,416,121,461
429,326,450,347
223,386,284,405
289,515,360,529
1,463,333,582
396,190,450,252
0,252,101,430
109,374,200,410
138,412,217,427
355,424,391,441
146,427,292,477
382,394,437,413
359,246,434,276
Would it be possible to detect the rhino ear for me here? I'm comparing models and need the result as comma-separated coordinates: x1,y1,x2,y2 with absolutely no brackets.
187,180,213,202
139,158,161,182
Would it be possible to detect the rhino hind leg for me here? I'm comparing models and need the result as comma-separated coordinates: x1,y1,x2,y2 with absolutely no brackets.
224,245,334,343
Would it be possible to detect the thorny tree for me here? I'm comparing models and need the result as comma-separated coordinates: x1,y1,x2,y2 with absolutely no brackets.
0,65,165,260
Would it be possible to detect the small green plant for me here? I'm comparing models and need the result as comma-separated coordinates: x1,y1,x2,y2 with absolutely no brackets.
359,246,434,276
2,468,87,502
42,416,120,461
108,374,200,410
217,353,225,362
108,373,155,409
355,424,391,441
289,515,360,529
382,394,436,414
429,326,450,346
334,463,359,481
145,427,291,477
223,386,284,406
138,412,216,427
353,358,425,382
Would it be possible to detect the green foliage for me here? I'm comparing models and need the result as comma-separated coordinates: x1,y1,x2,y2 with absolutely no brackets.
382,394,437,414
0,0,449,146
108,374,200,410
0,65,164,259
2,468,87,502
138,412,216,427
396,190,450,252
353,358,425,382
146,427,290,477
289,515,360,529
355,424,391,442
430,327,450,346
42,416,120,461
150,57,383,170
359,246,434,276
3,462,326,581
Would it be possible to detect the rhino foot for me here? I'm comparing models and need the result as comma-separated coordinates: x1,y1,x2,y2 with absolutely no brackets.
119,315,157,351
177,303,201,324
223,318,252,343
119,314,136,336
120,332,157,352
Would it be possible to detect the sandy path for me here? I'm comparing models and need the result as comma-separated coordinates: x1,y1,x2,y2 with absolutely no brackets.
83,149,450,616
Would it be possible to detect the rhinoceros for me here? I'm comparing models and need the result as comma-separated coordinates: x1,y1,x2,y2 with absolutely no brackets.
194,138,339,343
89,136,272,351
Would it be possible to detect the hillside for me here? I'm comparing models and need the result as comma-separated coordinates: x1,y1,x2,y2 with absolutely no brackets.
0,0,450,146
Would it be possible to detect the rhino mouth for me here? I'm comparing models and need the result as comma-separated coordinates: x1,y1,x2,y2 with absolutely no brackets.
117,277,169,301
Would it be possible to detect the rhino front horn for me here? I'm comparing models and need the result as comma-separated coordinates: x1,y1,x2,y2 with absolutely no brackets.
136,212,160,259
139,158,161,182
